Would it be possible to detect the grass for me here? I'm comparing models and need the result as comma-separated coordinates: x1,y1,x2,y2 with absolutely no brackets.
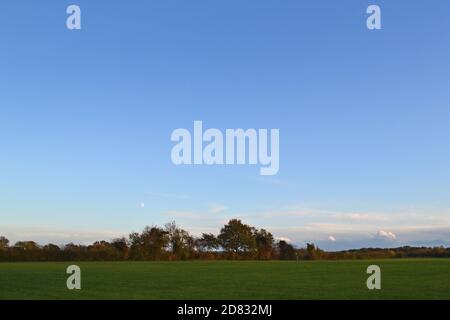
0,259,449,299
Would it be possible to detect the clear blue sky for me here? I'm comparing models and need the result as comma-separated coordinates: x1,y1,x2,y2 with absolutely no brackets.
1,0,449,250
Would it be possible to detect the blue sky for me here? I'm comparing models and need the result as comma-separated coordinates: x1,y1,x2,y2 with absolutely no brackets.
1,0,450,250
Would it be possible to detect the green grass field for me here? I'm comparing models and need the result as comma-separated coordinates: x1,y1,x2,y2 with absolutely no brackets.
0,259,449,300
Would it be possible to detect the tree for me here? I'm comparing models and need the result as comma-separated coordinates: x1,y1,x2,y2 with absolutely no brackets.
165,221,194,260
0,236,9,250
11,241,40,261
142,226,170,260
88,241,119,261
111,237,129,260
277,240,296,260
128,232,145,260
63,243,87,260
306,243,323,260
254,229,274,260
14,241,39,251
197,233,220,252
0,236,10,261
42,244,61,261
129,226,169,260
218,219,257,257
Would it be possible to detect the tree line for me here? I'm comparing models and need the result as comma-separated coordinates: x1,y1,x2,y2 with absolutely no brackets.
1,219,449,262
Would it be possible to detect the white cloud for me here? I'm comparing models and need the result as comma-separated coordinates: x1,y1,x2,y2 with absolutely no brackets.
328,235,336,242
375,230,397,240
275,237,291,243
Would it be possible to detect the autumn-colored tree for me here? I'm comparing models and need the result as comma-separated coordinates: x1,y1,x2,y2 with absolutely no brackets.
0,236,9,250
165,221,194,260
129,226,169,260
142,226,170,260
128,232,146,260
306,243,324,260
111,237,129,260
14,241,39,251
197,233,220,252
218,219,256,257
254,228,274,260
277,240,296,260
42,243,61,261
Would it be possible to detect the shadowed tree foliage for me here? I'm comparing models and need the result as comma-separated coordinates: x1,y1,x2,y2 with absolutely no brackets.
254,228,274,260
197,233,220,252
305,243,324,260
10,241,41,261
129,226,169,260
14,241,39,251
42,244,61,261
111,237,129,260
128,232,143,260
196,233,220,259
0,236,9,261
165,221,195,260
277,240,296,260
0,236,9,250
88,241,122,261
